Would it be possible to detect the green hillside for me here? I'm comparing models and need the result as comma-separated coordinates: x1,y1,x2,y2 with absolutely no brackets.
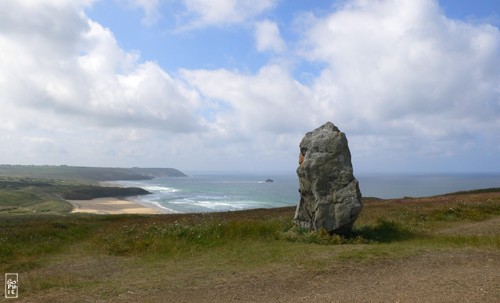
0,165,186,182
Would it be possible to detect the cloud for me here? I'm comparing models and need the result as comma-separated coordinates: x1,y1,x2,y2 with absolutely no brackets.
178,0,277,29
124,0,161,25
296,0,500,169
0,1,202,133
254,20,286,53
179,63,321,169
0,0,206,166
182,64,313,134
0,0,499,172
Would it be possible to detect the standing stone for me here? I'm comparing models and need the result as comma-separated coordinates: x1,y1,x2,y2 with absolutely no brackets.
294,122,362,235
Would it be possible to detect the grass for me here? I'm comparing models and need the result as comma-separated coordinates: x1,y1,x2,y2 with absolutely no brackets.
0,189,499,301
0,177,149,215
0,189,73,214
2,191,498,267
0,216,100,271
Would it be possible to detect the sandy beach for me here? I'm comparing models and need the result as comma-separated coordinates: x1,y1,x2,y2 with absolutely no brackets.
67,197,162,214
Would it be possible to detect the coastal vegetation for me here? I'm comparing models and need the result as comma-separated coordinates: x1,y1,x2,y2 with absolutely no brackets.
0,177,498,301
0,164,186,182
0,177,149,214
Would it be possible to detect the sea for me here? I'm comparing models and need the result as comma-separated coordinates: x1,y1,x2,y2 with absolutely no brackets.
112,172,500,214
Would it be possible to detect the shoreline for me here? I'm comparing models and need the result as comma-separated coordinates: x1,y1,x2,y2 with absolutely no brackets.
71,180,179,215
67,197,165,215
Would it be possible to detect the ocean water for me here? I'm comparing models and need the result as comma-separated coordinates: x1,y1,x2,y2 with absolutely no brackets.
115,173,299,213
114,172,500,213
357,173,500,199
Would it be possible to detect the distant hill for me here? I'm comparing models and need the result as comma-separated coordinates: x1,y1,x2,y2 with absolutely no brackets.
0,165,186,182
129,167,187,178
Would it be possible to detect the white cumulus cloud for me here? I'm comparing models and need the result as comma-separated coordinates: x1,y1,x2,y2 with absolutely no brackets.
298,0,500,170
0,0,204,166
254,20,286,53
179,0,277,29
182,64,313,135
124,0,161,25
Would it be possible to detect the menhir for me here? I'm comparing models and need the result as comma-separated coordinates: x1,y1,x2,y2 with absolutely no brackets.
294,122,363,235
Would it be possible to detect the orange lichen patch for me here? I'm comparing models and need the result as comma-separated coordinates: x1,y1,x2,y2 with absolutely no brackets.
299,152,305,165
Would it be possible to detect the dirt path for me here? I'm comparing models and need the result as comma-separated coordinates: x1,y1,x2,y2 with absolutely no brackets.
156,250,499,303
32,249,496,302
438,216,500,236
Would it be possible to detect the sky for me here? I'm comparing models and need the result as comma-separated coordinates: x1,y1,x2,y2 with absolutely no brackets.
0,0,499,174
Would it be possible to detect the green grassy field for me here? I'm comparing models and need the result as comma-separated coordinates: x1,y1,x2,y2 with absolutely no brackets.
0,184,499,301
0,177,150,215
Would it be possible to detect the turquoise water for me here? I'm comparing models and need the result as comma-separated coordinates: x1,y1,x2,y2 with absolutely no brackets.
116,173,299,213
114,172,500,213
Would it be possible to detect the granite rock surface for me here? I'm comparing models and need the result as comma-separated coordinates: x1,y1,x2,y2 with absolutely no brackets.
294,122,363,235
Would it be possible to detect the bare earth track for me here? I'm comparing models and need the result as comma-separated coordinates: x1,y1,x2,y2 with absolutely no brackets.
22,245,500,302
168,250,499,303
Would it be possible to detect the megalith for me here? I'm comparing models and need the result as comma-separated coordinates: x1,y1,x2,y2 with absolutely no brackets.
294,122,363,235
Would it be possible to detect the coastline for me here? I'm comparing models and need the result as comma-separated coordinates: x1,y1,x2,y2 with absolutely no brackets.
89,174,500,214
67,197,165,215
